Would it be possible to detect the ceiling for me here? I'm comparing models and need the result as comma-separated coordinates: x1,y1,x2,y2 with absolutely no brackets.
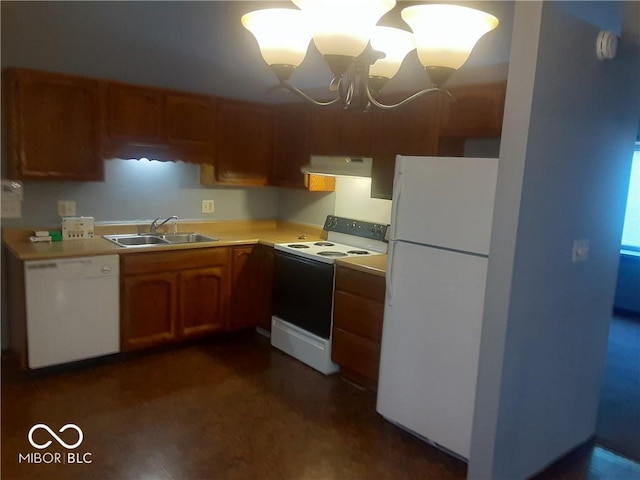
1,1,635,105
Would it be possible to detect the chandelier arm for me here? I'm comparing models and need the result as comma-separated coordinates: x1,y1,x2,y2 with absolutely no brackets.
275,82,341,107
364,84,451,110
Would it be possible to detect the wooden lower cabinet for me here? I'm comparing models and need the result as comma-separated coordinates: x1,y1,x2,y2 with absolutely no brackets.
180,266,226,337
120,247,231,351
122,272,178,349
331,265,385,390
229,245,274,332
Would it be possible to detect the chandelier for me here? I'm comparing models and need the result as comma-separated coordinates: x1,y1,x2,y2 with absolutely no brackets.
241,1,499,110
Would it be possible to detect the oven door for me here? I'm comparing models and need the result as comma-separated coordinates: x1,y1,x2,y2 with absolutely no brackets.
272,250,334,339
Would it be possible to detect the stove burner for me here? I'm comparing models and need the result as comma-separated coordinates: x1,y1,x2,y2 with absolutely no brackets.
314,241,335,247
347,250,370,255
287,244,311,249
317,251,348,257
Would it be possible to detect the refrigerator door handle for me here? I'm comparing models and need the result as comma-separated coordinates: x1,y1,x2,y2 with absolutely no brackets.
386,241,395,306
390,170,403,241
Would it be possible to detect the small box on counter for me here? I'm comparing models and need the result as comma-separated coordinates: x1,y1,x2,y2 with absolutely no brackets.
61,216,94,240
30,230,63,243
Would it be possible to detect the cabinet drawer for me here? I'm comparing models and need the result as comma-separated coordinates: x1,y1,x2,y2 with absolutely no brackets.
333,290,383,341
335,265,385,301
332,327,381,384
121,247,230,275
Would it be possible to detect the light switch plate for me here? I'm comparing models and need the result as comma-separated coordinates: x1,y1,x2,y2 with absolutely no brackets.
58,200,76,217
202,199,215,214
1,201,21,218
572,239,590,263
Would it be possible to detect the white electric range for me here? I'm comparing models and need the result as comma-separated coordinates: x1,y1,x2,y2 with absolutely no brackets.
271,215,389,374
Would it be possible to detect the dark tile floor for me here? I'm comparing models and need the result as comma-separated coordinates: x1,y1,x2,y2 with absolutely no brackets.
596,314,640,461
2,334,639,480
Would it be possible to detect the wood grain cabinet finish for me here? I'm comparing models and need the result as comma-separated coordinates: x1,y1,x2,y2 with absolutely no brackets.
271,104,310,188
120,247,230,351
216,98,272,186
230,245,274,332
106,83,164,144
166,92,215,163
271,103,336,192
121,272,179,350
439,82,507,138
309,107,373,157
104,82,214,163
180,266,227,337
3,68,104,181
332,265,386,389
370,93,442,199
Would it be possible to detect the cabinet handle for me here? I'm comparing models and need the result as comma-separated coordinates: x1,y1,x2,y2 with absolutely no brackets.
390,169,403,242
385,241,394,306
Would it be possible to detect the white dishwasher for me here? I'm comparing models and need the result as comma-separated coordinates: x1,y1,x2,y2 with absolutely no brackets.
24,254,120,369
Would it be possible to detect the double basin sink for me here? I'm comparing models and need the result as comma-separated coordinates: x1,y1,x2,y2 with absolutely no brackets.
103,232,219,248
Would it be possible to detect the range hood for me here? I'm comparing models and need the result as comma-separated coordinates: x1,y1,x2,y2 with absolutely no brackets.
301,156,372,178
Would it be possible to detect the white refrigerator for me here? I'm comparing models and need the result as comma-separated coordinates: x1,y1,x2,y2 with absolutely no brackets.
376,155,499,460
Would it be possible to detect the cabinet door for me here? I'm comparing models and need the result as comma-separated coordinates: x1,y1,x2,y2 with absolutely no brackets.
3,68,103,181
339,108,373,156
121,272,178,351
179,266,227,337
440,82,506,138
308,108,341,155
106,83,164,144
331,266,385,389
230,245,274,331
271,104,309,188
216,99,272,186
166,92,215,163
370,93,441,199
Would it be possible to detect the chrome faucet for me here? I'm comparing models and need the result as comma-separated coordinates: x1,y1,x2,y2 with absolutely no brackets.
150,216,178,234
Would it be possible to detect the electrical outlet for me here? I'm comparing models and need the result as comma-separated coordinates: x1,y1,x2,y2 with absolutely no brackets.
58,200,76,217
202,199,215,214
1,201,21,218
572,239,590,263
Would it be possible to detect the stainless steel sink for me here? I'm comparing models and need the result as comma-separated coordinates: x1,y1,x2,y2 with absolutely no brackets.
104,234,170,247
103,232,219,248
157,233,219,244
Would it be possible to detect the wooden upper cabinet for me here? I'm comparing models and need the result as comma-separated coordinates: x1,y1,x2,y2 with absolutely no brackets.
3,68,104,181
104,82,214,163
370,93,442,199
107,83,164,144
308,108,341,155
166,93,213,146
272,103,310,188
216,98,272,186
166,92,215,164
440,82,507,138
340,108,373,156
308,107,372,156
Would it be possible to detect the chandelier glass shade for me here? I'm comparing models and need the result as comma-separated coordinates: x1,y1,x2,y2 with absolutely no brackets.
241,1,499,110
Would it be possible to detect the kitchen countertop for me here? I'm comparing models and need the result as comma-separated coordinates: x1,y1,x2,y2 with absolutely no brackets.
2,220,323,261
335,254,387,277
3,219,388,277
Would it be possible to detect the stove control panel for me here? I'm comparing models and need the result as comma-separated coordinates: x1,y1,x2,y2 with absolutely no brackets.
323,215,389,242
